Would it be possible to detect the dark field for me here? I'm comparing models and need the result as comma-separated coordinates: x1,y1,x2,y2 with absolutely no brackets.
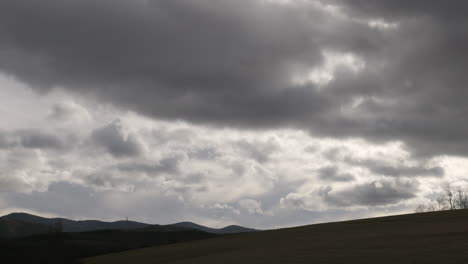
85,209,468,264
0,230,216,264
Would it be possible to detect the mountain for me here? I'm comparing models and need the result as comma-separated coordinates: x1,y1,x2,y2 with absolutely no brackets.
0,212,256,239
218,225,257,234
85,209,468,264
1,213,149,234
170,222,256,234
0,217,51,239
138,224,192,233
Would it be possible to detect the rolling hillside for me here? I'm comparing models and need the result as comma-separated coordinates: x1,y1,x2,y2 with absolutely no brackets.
85,209,468,264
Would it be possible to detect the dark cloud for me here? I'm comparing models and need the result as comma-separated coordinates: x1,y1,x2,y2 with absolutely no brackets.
16,130,66,149
0,1,384,142
321,180,418,207
365,164,444,178
321,0,468,157
318,166,355,182
343,157,445,178
336,0,467,20
48,101,90,124
81,155,184,190
0,129,67,150
188,148,219,161
90,120,144,157
235,139,279,164
0,0,466,159
114,156,181,176
49,103,78,121
319,146,445,178
0,0,331,125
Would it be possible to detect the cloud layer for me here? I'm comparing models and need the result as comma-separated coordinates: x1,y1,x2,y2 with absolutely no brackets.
1,0,468,228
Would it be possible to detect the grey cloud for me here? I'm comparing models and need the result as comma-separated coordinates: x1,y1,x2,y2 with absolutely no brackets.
0,129,67,150
0,0,467,160
235,139,279,163
336,1,467,20
16,130,66,149
0,133,11,148
342,157,445,178
188,148,219,161
115,156,181,176
321,180,418,207
90,120,144,157
49,103,74,121
0,1,381,142
4,182,99,218
2,182,189,223
0,175,29,193
366,164,444,178
48,101,91,124
184,173,205,184
82,156,184,189
0,148,49,193
321,146,445,178
83,172,126,190
318,166,355,182
0,0,328,124
321,0,468,157
0,180,414,229
151,127,194,146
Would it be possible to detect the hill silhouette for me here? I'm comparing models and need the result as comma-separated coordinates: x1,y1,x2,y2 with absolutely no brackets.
0,212,256,239
0,217,51,239
85,209,468,264
168,222,256,234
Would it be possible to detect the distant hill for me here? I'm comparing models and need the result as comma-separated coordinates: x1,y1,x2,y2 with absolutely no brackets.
0,217,51,239
218,225,257,234
0,213,149,237
0,212,256,239
168,222,257,234
85,209,468,264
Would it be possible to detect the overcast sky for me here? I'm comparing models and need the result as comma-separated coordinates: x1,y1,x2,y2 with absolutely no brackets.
1,0,468,229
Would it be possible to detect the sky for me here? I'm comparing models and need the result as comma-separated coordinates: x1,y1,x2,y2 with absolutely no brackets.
1,0,468,229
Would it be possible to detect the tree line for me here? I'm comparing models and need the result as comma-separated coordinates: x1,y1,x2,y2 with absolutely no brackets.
415,183,468,213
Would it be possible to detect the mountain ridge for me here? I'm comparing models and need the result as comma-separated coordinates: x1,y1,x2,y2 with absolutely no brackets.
0,212,256,239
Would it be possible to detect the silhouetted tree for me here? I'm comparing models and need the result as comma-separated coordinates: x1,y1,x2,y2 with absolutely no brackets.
455,189,468,209
415,204,427,213
415,183,468,213
443,183,455,210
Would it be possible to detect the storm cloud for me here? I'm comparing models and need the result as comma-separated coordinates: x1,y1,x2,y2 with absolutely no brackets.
318,166,355,182
1,0,468,158
90,120,145,157
321,180,418,207
0,129,67,150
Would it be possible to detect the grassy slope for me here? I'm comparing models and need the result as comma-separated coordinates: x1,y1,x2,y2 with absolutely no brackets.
0,230,217,264
85,209,468,264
